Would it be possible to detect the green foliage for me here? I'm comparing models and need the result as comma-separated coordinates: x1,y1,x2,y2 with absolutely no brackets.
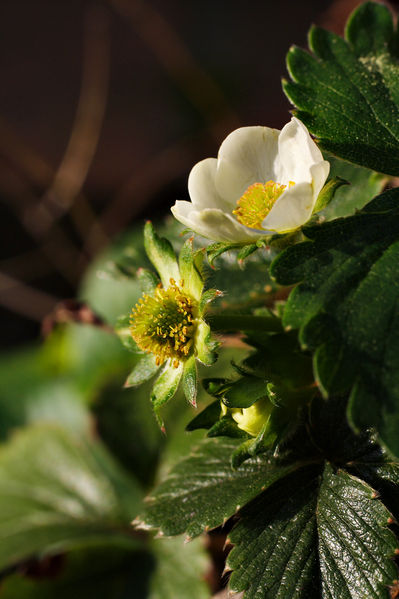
228,464,397,598
142,397,399,598
5,4,399,597
284,1,399,176
140,437,302,538
0,425,142,571
0,547,154,599
148,537,209,599
0,538,209,599
271,188,399,456
319,155,386,221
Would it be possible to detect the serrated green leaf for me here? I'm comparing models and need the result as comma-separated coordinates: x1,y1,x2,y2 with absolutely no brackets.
318,464,397,599
0,425,142,571
284,2,399,176
228,463,398,599
140,437,303,538
271,188,399,456
228,467,320,598
124,354,159,388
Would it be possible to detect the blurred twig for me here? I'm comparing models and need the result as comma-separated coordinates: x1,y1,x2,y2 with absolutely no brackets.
0,272,58,321
108,0,240,138
99,0,242,235
0,5,112,320
25,5,111,238
97,137,194,236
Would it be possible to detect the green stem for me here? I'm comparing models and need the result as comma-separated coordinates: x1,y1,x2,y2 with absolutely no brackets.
207,313,282,333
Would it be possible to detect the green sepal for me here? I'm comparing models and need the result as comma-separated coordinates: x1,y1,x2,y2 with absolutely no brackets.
178,238,204,301
266,382,285,407
222,376,268,409
115,314,142,353
144,222,180,288
231,438,259,469
182,354,198,407
312,176,349,214
198,289,222,316
124,353,159,387
186,400,222,431
206,242,245,266
202,378,231,398
208,417,250,440
237,244,259,263
194,321,218,366
151,362,183,429
137,267,159,294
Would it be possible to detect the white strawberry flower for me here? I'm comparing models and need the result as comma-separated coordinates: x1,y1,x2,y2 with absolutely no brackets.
171,117,330,242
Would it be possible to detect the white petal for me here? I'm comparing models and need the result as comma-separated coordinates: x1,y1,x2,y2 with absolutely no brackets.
171,201,263,242
262,182,314,232
310,160,330,202
215,126,280,205
188,158,231,211
277,117,324,184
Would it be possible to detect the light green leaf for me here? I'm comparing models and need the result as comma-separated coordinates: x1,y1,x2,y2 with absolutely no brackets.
284,1,399,176
0,425,142,571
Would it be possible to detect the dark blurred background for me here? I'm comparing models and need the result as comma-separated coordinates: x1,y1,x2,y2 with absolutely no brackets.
1,0,397,350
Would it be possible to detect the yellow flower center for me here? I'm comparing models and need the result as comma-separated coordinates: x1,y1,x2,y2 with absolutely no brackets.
233,180,295,230
130,279,196,368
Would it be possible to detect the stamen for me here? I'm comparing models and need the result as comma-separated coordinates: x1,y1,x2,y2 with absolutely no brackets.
233,180,295,230
130,280,197,366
